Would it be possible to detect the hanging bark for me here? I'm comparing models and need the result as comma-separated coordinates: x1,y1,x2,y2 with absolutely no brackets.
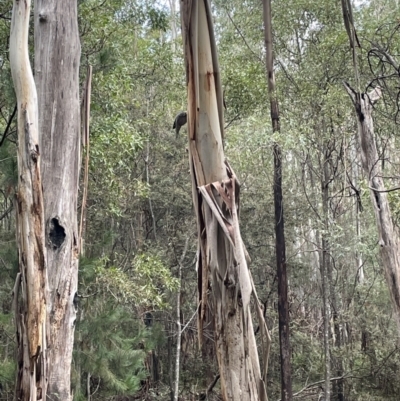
261,1,292,400
10,1,47,399
180,1,270,400
79,65,92,256
344,82,400,333
34,0,81,399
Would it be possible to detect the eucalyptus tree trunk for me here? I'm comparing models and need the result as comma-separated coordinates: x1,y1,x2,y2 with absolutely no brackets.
341,0,400,335
344,83,400,333
169,0,177,53
180,1,270,400
34,0,81,399
262,1,292,400
10,0,47,399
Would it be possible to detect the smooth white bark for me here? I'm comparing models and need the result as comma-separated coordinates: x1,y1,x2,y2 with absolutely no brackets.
10,0,47,399
181,1,270,399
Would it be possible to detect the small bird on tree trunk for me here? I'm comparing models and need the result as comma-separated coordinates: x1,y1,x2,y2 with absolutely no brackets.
173,111,187,138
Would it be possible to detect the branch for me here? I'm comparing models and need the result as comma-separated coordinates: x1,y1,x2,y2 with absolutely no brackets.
226,11,263,63
224,113,241,130
275,374,364,400
180,306,198,334
369,185,400,193
0,13,11,20
206,374,220,394
371,44,399,70
0,104,17,147
343,81,357,104
198,374,220,400
0,204,13,221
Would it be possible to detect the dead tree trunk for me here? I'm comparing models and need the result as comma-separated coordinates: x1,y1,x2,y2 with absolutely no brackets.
262,1,292,400
34,0,81,399
344,83,400,333
180,1,270,400
341,0,400,336
10,0,47,399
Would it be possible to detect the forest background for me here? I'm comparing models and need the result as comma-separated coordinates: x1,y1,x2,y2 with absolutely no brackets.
1,0,400,400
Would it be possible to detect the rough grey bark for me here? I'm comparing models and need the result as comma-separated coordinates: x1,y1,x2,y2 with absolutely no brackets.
262,1,292,400
34,1,81,399
180,1,270,400
10,0,47,399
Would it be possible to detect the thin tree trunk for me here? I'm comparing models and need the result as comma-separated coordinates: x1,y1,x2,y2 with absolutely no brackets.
169,0,177,53
351,143,364,283
322,141,344,401
87,372,91,401
262,1,292,400
181,1,270,400
34,1,81,399
173,237,189,401
321,151,331,401
168,332,174,401
10,0,47,399
145,141,157,240
330,251,344,400
321,138,343,401
330,269,343,401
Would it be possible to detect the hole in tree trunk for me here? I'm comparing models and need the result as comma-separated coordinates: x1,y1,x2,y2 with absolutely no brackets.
49,217,66,249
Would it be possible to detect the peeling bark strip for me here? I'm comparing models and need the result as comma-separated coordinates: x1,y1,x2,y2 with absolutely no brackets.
181,1,270,400
344,82,400,333
34,0,81,399
10,0,48,399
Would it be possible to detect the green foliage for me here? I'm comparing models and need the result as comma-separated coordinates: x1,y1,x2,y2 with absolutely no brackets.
93,254,178,308
0,357,15,396
73,253,175,399
388,190,400,227
74,306,147,399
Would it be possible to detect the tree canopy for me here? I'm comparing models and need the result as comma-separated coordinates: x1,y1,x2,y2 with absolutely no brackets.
1,0,400,400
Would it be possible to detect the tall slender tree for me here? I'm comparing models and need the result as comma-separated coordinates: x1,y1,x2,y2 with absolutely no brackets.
10,0,47,399
321,145,332,401
180,1,270,400
262,1,292,400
